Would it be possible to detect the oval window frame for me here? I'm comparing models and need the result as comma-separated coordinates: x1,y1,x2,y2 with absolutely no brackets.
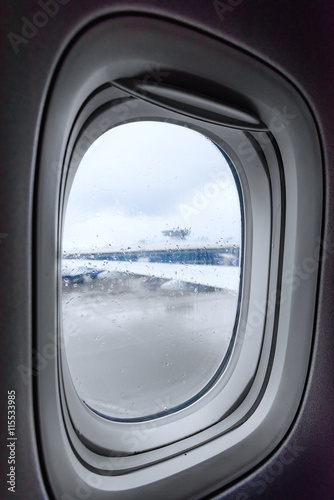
59,87,273,457
61,119,244,423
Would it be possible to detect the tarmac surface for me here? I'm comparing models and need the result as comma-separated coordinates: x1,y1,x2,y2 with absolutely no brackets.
62,271,239,420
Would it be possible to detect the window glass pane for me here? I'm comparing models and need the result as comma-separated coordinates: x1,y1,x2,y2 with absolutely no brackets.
62,121,242,420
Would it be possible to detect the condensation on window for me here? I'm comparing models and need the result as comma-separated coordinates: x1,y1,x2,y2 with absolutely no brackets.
62,121,242,421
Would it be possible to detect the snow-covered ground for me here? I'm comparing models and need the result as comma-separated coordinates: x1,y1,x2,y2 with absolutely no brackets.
62,258,240,291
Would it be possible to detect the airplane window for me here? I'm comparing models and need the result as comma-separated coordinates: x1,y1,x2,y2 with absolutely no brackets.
62,121,242,421
35,16,323,497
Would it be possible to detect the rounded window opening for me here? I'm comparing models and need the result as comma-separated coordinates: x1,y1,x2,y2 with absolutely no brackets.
62,121,242,421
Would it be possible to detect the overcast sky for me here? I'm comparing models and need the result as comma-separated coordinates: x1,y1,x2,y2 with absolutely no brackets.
63,121,241,253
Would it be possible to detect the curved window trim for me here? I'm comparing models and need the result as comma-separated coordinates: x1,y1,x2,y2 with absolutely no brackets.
60,93,274,458
35,14,323,498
